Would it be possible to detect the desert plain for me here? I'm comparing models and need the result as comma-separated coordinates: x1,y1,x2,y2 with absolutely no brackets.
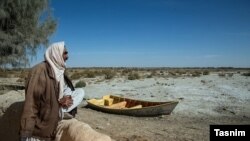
0,68,250,141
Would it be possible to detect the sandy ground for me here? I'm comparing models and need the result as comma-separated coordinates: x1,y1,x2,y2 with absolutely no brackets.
0,72,250,141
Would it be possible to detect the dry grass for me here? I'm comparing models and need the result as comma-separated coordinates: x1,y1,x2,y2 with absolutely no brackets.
1,67,250,80
0,68,29,78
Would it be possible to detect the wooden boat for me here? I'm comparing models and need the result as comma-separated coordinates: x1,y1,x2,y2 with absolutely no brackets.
87,95,179,117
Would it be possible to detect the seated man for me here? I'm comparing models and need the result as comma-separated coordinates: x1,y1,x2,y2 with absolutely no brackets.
20,41,84,140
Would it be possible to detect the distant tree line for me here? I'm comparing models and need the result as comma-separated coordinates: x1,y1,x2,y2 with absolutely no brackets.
0,0,57,68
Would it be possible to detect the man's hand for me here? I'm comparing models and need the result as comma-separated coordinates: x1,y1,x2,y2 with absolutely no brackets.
59,95,73,108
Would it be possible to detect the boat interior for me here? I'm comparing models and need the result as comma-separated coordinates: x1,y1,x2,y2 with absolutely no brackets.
88,95,167,109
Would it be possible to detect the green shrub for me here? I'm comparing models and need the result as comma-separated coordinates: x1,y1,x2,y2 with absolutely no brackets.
75,80,86,88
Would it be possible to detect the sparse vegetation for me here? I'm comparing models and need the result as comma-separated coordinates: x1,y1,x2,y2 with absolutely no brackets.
85,70,96,78
128,72,140,80
218,72,226,77
146,74,153,78
121,69,132,75
1,67,250,81
0,68,29,78
70,71,84,80
175,70,186,76
168,71,177,76
227,73,234,77
102,70,116,79
190,70,202,77
242,72,250,76
0,71,7,77
203,70,210,75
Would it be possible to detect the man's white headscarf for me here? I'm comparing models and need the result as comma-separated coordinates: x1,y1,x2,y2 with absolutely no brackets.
45,41,66,101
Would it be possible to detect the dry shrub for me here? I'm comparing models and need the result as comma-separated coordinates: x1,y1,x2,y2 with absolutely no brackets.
174,69,186,76
151,70,157,76
146,74,153,78
227,73,234,77
70,72,84,80
19,70,28,79
70,70,98,79
191,70,202,77
102,70,116,79
16,78,24,82
121,69,132,75
168,71,176,76
203,70,210,75
242,72,250,76
159,70,165,76
167,69,186,77
128,72,140,80
84,70,96,78
0,71,8,77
